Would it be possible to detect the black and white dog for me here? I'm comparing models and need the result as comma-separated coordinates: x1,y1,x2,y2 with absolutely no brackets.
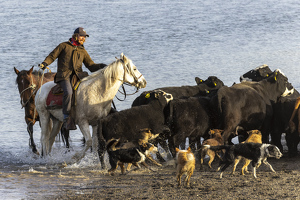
106,138,158,175
205,142,282,178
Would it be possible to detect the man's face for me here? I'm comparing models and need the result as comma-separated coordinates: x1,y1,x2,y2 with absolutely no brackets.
77,35,86,45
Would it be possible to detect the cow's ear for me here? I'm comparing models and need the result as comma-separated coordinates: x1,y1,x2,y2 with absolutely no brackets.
274,71,278,81
195,77,203,85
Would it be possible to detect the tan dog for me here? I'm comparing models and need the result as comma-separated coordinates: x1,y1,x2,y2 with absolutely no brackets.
231,129,262,175
200,129,224,169
176,147,195,187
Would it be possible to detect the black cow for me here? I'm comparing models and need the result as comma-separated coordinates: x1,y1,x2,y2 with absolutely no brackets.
132,76,224,107
97,90,173,168
211,69,293,145
272,98,300,156
241,65,300,155
167,96,213,157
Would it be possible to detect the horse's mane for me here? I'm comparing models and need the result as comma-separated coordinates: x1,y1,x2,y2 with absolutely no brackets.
81,60,123,91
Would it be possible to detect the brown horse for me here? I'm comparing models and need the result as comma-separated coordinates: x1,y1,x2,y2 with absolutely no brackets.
14,66,69,155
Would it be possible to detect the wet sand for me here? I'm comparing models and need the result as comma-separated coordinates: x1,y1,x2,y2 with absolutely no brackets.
2,153,300,200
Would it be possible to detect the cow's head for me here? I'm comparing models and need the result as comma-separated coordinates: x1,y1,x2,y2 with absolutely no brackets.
268,69,294,97
195,76,225,95
240,64,272,82
138,89,173,106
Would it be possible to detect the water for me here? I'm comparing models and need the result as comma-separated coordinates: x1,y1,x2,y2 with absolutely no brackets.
1,0,300,198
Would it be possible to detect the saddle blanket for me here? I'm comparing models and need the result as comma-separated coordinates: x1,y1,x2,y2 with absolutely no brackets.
46,86,63,109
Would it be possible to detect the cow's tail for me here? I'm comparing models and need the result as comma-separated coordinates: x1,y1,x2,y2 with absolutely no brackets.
106,138,120,151
204,144,230,151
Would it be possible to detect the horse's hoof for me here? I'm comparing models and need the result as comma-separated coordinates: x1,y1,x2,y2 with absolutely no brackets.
32,148,40,156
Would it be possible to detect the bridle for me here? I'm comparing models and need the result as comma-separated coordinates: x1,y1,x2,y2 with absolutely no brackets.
19,74,37,108
119,58,143,86
115,58,143,101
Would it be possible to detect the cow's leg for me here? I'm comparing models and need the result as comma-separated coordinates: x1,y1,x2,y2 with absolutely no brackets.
271,132,283,152
168,137,177,158
92,125,98,153
288,97,300,133
97,124,106,169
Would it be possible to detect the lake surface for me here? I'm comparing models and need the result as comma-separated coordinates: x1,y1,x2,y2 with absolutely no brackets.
1,0,300,199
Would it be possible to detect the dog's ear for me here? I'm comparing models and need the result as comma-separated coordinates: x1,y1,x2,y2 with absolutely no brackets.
142,143,148,148
176,148,180,152
187,147,191,152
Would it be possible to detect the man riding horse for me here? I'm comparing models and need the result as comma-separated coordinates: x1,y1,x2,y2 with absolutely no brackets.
39,27,106,130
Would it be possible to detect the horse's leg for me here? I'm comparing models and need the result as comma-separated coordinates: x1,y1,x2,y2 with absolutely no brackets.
60,126,70,149
26,119,39,155
39,112,52,157
74,121,92,161
48,118,63,153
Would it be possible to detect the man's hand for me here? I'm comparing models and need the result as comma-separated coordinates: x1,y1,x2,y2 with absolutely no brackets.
38,62,48,70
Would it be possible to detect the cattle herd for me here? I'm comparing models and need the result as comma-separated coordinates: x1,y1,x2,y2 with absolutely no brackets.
94,64,300,173
97,65,300,173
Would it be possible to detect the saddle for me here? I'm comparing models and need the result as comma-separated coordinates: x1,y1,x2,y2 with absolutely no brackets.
46,72,88,109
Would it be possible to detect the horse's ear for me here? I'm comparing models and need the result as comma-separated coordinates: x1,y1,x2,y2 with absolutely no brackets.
14,67,19,75
122,54,128,64
27,66,34,75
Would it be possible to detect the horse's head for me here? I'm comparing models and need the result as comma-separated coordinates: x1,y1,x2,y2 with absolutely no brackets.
120,53,147,89
14,66,37,108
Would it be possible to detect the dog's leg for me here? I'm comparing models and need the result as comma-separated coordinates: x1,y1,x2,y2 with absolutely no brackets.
231,157,241,174
120,163,126,175
126,163,132,171
108,163,118,176
177,172,182,187
241,159,251,175
263,158,276,173
141,162,156,172
253,167,257,178
215,151,223,161
185,167,195,187
219,163,231,179
207,151,215,169
131,163,141,171
146,155,162,167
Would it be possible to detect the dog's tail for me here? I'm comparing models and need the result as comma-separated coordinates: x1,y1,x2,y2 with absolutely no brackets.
106,138,120,151
203,144,231,151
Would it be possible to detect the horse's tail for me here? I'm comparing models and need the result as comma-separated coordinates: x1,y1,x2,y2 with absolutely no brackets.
106,138,120,151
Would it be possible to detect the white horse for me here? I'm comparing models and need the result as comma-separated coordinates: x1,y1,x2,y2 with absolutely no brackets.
35,53,147,159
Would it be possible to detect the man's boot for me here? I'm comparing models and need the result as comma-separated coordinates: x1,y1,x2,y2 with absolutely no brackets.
63,116,77,130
